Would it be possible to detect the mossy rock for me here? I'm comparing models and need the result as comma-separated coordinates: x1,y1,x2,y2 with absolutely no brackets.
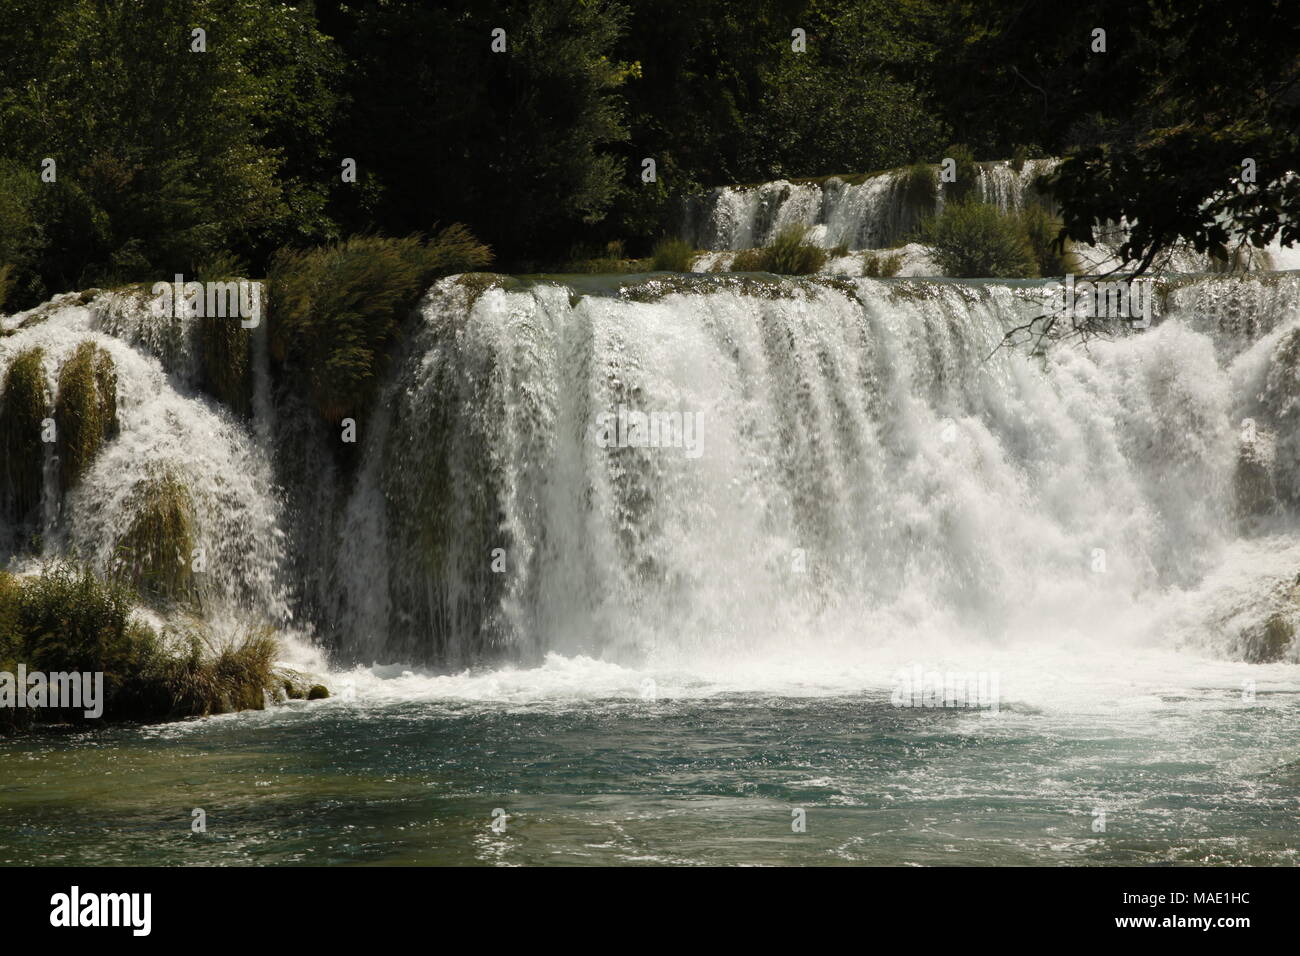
54,341,118,493
1234,428,1275,521
198,312,252,417
0,347,49,526
307,684,330,700
1243,613,1294,664
112,468,197,603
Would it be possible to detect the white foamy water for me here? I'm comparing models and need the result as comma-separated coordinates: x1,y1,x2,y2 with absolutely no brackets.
4,272,1299,713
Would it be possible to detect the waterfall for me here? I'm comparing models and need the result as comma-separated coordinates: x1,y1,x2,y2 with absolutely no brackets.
681,160,1056,252
5,272,1299,673
0,290,294,627
314,272,1300,668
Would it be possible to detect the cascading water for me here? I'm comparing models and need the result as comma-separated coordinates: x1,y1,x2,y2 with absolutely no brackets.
681,160,1057,251
294,272,1300,678
0,290,294,630
6,271,1299,680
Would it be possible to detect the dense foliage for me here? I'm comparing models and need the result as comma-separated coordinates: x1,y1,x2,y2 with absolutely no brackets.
0,0,1293,303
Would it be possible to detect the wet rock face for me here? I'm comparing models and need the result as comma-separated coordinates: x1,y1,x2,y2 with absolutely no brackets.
1234,426,1276,523
1240,611,1295,664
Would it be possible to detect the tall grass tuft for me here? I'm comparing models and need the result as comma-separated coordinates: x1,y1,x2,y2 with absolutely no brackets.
863,251,905,278
730,225,827,275
0,564,290,732
159,621,277,717
651,238,696,272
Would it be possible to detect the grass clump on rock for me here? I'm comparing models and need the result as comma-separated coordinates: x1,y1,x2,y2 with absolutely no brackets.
54,340,118,493
730,225,827,276
917,201,1038,279
111,468,197,605
159,620,277,717
651,238,696,272
0,347,49,527
863,251,905,278
269,225,492,425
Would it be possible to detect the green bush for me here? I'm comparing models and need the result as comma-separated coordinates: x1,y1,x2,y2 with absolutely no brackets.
899,162,938,216
942,144,979,203
0,347,49,527
1,564,162,730
0,564,288,731
54,341,118,493
730,225,828,276
269,225,491,424
111,469,197,604
651,238,696,272
1020,205,1080,277
917,201,1038,279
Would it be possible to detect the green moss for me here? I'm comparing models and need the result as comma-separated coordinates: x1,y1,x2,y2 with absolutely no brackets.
54,341,118,493
307,683,329,700
198,312,252,417
111,468,197,604
0,347,49,526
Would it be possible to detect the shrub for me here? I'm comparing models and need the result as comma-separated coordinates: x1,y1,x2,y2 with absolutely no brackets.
917,201,1039,279
829,242,850,259
1020,205,1080,277
651,238,696,272
863,251,905,278
112,468,197,604
0,564,288,731
54,341,118,493
269,225,491,424
899,162,938,216
942,144,979,203
730,225,827,275
3,564,164,729
0,347,49,527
